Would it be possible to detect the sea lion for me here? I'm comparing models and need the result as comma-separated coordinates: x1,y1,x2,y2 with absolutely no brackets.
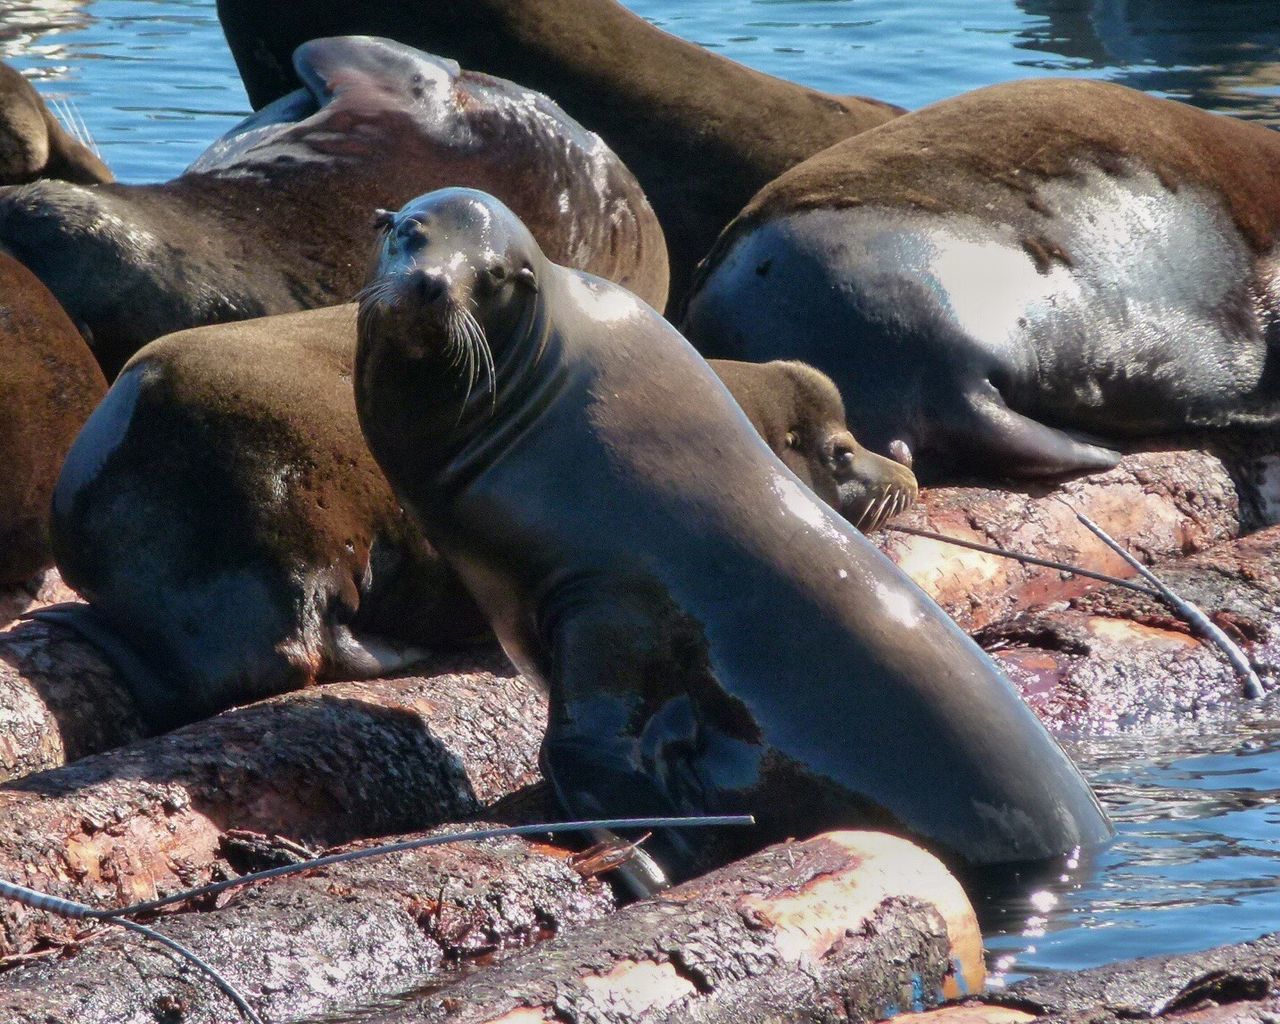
0,252,106,588
711,358,916,532
354,187,1113,879
49,300,894,728
214,0,902,310
0,35,666,379
682,78,1280,483
0,62,111,185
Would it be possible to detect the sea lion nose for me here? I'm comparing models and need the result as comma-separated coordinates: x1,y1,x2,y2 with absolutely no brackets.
413,268,447,305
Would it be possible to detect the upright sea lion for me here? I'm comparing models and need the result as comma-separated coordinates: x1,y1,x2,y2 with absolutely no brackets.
50,300,896,727
683,78,1280,483
354,188,1112,879
215,0,902,309
0,35,666,379
0,252,106,587
0,63,111,185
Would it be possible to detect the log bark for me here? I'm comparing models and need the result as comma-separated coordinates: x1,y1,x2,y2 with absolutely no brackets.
978,525,1280,730
901,931,1280,1024
0,828,614,1024
360,831,984,1024
0,619,146,783
0,650,546,957
873,450,1241,632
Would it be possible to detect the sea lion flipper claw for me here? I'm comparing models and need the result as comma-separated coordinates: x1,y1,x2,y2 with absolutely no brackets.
961,384,1122,479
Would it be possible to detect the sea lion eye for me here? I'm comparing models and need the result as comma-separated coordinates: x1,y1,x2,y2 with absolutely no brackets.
785,431,799,449
515,265,538,292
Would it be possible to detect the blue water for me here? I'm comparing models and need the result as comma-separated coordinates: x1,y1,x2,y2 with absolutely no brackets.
3,0,1279,988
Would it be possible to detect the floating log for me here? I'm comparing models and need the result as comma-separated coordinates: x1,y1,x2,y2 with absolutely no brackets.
903,931,1280,1024
0,618,144,782
874,450,1241,632
362,831,984,1024
0,828,614,1024
0,651,545,957
979,524,1280,730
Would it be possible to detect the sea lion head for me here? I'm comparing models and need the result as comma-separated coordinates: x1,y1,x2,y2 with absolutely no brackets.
359,187,542,363
713,358,917,531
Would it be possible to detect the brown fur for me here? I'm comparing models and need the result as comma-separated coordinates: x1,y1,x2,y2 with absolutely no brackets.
0,63,111,185
215,0,903,309
0,253,107,586
707,78,1280,281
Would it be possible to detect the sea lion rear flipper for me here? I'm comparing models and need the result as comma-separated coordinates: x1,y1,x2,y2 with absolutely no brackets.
32,603,187,732
958,382,1122,478
542,732,694,895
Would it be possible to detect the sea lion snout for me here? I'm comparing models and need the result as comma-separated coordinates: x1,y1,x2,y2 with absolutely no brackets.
411,266,448,306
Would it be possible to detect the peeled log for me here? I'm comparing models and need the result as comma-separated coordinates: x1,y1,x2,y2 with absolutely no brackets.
0,652,545,957
873,450,1240,632
365,831,984,1024
979,525,1280,730
0,829,613,1024
0,618,145,783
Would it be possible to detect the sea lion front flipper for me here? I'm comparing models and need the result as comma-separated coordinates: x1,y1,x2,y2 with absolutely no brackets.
32,602,187,732
955,381,1122,479
326,625,432,680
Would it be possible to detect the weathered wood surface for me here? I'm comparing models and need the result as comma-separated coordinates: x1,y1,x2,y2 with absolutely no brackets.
0,829,613,1024
874,450,1241,632
902,931,1280,1024
980,525,1280,731
0,651,545,957
0,619,145,782
359,831,984,1024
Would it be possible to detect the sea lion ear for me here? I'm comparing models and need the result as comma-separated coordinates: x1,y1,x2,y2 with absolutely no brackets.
372,208,396,231
515,265,538,292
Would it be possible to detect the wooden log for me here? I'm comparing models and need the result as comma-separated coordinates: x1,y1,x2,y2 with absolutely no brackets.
873,450,1241,632
0,829,614,1024
361,831,984,1024
0,650,545,957
0,619,144,783
979,525,1280,730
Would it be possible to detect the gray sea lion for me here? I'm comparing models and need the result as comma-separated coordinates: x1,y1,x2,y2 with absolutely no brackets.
0,62,111,186
354,187,1113,879
49,301,892,727
0,35,666,379
214,0,902,310
0,252,106,587
683,78,1280,484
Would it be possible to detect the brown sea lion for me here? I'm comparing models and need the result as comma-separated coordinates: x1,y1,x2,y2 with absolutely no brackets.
0,252,106,588
48,300,892,727
0,63,111,186
0,35,666,379
683,78,1280,483
214,0,902,310
354,187,1112,880
711,358,917,532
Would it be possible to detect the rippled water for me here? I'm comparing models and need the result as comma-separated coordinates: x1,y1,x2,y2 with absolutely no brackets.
3,0,1279,986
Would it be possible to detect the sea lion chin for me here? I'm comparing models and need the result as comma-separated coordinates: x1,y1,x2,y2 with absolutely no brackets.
355,187,1113,881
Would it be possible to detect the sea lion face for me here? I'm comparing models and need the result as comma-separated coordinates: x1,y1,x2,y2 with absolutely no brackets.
360,188,542,368
711,358,918,531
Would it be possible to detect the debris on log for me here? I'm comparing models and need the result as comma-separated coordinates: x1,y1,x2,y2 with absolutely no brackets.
873,450,1240,632
0,651,546,957
365,831,984,1024
0,619,144,783
0,568,79,631
903,931,1280,1024
0,828,613,1024
979,525,1280,730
